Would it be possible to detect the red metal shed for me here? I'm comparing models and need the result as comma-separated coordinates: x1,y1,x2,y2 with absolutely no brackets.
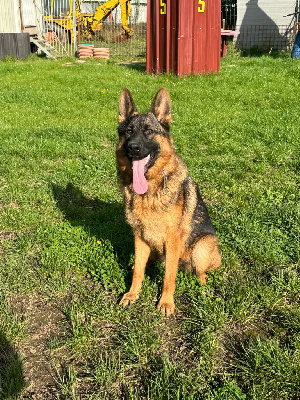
147,0,221,76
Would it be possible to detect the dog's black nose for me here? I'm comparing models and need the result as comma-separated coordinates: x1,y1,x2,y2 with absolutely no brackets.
128,142,141,154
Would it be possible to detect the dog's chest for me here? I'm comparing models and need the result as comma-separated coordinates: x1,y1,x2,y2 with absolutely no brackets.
125,195,171,250
125,192,184,252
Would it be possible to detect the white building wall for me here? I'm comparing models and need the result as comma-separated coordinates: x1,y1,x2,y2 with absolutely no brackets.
0,0,22,33
0,0,43,35
236,0,296,27
21,0,44,36
236,0,297,50
22,0,37,26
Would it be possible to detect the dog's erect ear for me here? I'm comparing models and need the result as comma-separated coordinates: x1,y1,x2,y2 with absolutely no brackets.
150,88,172,124
118,88,138,123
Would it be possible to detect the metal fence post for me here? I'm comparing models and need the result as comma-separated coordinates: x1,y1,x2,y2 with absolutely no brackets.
72,0,77,54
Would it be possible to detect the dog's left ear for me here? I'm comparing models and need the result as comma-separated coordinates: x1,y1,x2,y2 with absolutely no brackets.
119,88,138,123
150,88,172,124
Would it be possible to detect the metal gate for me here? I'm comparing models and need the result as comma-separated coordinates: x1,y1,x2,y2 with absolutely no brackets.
42,0,77,57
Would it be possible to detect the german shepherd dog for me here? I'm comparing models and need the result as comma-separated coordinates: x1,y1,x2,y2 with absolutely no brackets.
116,88,221,316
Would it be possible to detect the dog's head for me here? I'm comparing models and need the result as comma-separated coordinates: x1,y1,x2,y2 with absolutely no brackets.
117,88,173,194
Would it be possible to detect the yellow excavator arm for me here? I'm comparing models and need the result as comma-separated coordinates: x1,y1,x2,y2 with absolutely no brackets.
91,0,133,37
91,0,119,31
45,0,133,41
119,0,132,37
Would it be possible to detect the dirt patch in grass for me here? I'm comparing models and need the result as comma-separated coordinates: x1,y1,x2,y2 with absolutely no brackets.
9,294,66,399
155,314,187,359
0,231,17,258
0,231,17,242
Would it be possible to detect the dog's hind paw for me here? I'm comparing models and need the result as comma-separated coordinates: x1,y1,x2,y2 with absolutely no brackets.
120,292,139,307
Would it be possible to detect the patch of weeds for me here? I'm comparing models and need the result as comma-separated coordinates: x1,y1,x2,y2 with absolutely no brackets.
38,222,126,294
117,314,161,366
176,290,228,390
89,351,125,398
231,337,300,399
0,295,24,342
143,354,200,400
175,270,205,297
54,364,77,399
208,380,246,400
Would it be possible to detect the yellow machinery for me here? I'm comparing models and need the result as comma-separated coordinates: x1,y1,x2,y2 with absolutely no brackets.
45,0,133,41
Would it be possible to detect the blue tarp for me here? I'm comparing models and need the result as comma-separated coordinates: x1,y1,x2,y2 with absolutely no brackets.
291,31,300,59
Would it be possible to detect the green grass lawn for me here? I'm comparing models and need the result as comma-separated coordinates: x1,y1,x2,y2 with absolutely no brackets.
0,53,299,399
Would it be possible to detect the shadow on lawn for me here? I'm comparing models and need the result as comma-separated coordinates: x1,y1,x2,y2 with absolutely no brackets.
52,183,134,268
118,61,146,73
0,331,24,398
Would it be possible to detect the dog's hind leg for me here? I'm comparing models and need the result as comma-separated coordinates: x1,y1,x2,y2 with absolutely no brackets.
191,235,221,285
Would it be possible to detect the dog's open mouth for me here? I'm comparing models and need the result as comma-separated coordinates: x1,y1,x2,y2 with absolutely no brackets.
132,153,155,195
144,153,156,172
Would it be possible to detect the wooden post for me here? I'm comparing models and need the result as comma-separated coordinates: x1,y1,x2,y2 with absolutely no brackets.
72,0,77,53
18,0,24,32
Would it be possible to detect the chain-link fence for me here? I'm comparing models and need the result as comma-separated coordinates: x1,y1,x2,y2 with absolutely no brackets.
235,24,296,51
78,23,147,59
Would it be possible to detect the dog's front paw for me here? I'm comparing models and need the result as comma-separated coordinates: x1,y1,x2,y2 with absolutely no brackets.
120,292,139,307
157,300,175,317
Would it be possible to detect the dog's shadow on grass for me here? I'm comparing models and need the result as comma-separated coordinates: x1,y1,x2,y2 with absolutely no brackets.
52,183,163,292
0,331,24,398
52,183,134,275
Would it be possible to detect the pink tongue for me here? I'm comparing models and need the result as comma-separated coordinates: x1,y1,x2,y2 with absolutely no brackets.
132,157,148,194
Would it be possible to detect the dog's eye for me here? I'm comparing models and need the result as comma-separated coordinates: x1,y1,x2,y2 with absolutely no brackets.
126,129,133,138
144,129,153,136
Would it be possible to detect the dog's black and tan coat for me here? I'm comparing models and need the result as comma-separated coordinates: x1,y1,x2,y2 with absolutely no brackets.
116,88,221,316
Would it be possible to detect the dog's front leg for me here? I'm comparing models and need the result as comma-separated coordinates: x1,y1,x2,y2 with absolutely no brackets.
120,235,150,307
157,235,180,317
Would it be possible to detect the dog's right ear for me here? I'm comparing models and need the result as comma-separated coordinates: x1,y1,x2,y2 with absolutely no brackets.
118,88,138,123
